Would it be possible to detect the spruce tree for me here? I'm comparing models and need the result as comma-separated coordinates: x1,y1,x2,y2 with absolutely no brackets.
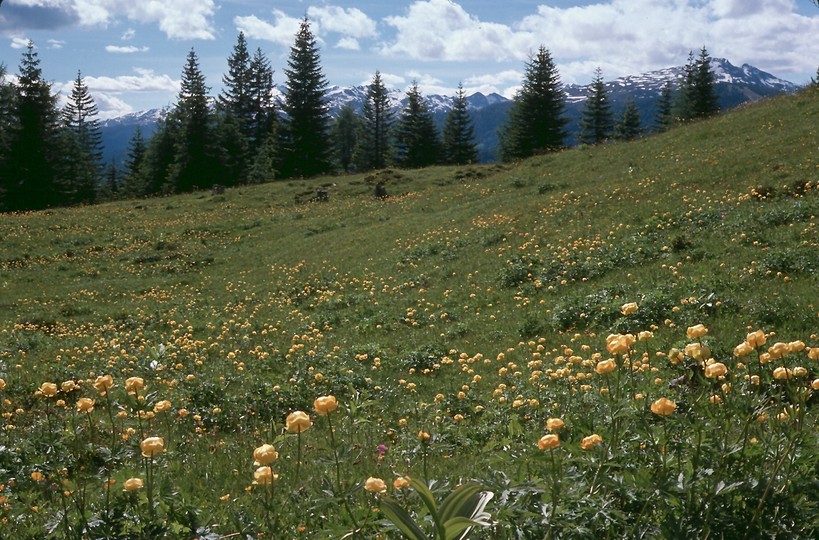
247,125,278,184
281,18,331,178
60,70,103,204
442,84,478,165
141,116,179,195
654,80,674,132
169,48,220,192
330,105,359,173
615,98,642,140
355,71,394,171
0,63,16,209
219,32,253,131
675,50,697,120
121,126,147,196
4,42,61,210
248,48,277,147
689,47,719,119
499,46,567,161
394,82,441,168
579,68,613,145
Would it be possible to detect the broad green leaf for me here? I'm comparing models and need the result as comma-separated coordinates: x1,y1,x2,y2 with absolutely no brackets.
380,498,428,540
443,516,477,540
439,483,482,523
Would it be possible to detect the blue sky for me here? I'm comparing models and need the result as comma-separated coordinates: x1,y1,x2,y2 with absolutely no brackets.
1,0,818,118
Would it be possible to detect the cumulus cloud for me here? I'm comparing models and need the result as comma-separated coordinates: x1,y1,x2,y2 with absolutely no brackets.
82,68,179,93
307,5,377,39
234,11,302,47
10,37,31,49
1,0,216,39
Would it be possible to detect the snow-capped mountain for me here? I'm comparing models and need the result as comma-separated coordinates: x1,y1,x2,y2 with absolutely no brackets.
100,59,797,164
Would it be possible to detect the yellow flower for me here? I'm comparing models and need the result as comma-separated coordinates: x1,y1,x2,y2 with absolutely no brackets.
580,434,603,450
767,342,789,360
620,302,638,315
0,378,5,391
253,444,279,466
788,341,806,353
364,477,387,494
746,329,766,349
684,342,710,361
606,334,634,355
124,478,144,492
686,324,708,339
140,436,165,458
650,397,676,416
704,362,728,379
76,398,95,414
31,471,45,482
313,395,338,415
808,348,819,361
792,366,807,378
638,331,653,341
93,375,114,395
545,418,565,432
61,380,77,393
38,382,58,397
418,430,431,442
811,379,819,391
153,400,172,414
537,434,560,451
733,342,753,358
285,411,312,433
772,367,791,381
253,466,277,485
125,377,144,394
594,359,617,375
393,476,410,489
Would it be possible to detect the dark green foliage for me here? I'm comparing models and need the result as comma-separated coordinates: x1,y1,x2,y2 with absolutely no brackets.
330,104,359,173
615,97,642,140
394,82,441,168
247,125,278,184
355,71,394,171
281,18,332,178
120,126,148,196
678,47,719,120
168,49,222,192
499,46,567,161
442,84,478,165
2,41,61,211
60,70,103,205
654,80,674,132
218,32,253,134
579,68,614,145
247,48,277,149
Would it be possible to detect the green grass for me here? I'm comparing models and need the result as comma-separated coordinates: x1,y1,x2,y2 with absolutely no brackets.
0,89,817,538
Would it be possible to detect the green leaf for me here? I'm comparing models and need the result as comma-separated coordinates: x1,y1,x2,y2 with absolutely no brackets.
439,483,482,523
443,516,477,540
380,498,428,540
409,477,444,538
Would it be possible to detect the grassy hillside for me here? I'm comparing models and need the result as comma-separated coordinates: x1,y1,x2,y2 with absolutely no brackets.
0,88,817,538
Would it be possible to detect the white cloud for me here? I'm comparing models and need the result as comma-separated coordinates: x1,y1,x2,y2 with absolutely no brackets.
234,11,302,47
11,37,31,49
82,68,179,93
335,37,360,51
121,28,136,40
381,0,528,62
307,5,377,39
105,45,149,53
47,39,65,49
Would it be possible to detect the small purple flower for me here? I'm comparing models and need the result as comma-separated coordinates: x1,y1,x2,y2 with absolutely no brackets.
376,444,388,457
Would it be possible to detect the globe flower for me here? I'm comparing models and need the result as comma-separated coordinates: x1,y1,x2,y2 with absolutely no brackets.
153,400,172,414
253,444,279,465
93,374,114,395
393,476,410,489
733,342,753,358
686,324,708,339
545,418,565,432
76,397,95,413
313,395,338,415
140,436,165,458
606,334,634,355
0,378,5,391
580,434,603,450
788,341,806,353
767,342,789,360
792,366,807,378
418,430,431,442
704,362,728,379
124,477,144,492
125,377,145,395
808,348,819,361
746,329,766,349
285,411,312,433
253,466,278,485
38,382,58,397
61,380,78,393
537,434,560,451
638,331,653,341
595,359,617,375
31,471,45,482
772,367,791,381
364,477,387,494
620,302,638,315
684,342,711,362
650,397,676,416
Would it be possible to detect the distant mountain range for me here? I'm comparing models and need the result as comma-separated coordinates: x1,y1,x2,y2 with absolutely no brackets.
100,58,799,165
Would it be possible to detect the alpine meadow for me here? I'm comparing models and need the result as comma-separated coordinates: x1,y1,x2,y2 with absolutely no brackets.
1,14,819,537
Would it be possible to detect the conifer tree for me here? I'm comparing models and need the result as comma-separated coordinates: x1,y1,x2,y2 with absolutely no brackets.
654,80,674,132
615,98,642,140
247,125,278,184
394,82,441,168
141,116,179,195
98,158,120,200
355,71,394,171
60,70,103,204
219,32,253,131
169,48,220,192
579,68,613,145
248,48,277,147
281,18,331,178
0,63,16,208
499,46,567,161
331,105,359,173
442,83,478,165
689,47,719,119
3,42,61,210
120,126,147,196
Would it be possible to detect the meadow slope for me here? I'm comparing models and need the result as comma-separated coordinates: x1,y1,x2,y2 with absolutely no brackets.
0,88,817,538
